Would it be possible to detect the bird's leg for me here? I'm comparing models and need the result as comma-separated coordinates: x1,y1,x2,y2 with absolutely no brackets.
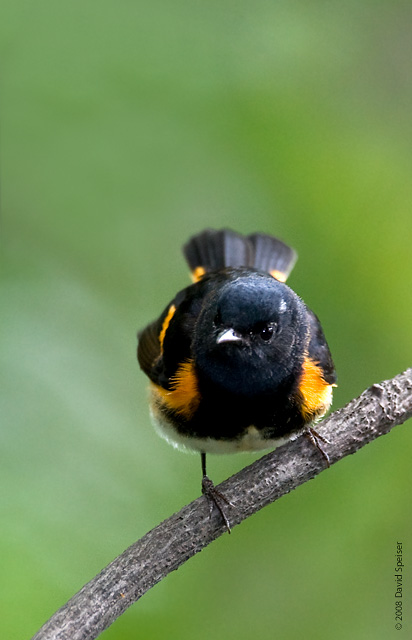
306,427,331,468
201,452,233,533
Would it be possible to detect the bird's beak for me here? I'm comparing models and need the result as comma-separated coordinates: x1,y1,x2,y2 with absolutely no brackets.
216,328,242,345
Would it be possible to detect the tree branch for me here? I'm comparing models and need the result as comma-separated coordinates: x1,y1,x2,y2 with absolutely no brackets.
32,369,412,640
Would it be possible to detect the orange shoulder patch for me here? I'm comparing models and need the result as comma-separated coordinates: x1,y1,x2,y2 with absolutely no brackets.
298,355,333,421
152,359,201,420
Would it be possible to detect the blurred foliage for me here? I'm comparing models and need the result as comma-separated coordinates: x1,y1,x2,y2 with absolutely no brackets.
1,1,412,639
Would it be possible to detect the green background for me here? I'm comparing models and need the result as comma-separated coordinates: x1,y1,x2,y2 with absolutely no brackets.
2,1,412,638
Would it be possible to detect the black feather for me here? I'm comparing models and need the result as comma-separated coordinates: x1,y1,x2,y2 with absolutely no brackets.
137,320,161,379
306,309,337,385
248,233,297,281
183,228,297,282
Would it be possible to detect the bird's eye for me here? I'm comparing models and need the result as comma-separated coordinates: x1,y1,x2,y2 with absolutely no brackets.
259,325,274,341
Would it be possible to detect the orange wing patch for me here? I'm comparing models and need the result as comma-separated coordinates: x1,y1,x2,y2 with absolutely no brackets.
159,304,176,354
151,359,201,420
298,355,333,421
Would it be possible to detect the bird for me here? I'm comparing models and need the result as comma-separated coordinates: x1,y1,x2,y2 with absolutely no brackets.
137,228,336,531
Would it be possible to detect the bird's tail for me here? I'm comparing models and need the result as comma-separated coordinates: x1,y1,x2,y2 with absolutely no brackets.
183,228,297,283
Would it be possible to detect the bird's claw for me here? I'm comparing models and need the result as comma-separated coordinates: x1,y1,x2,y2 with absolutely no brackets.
202,474,233,533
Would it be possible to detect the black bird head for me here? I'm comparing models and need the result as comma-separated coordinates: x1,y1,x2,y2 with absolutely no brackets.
193,271,309,398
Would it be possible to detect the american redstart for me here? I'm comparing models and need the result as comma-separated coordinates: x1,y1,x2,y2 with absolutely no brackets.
137,229,336,531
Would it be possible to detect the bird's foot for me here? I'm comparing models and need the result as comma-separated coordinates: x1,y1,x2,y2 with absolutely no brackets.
306,427,331,468
201,474,233,534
